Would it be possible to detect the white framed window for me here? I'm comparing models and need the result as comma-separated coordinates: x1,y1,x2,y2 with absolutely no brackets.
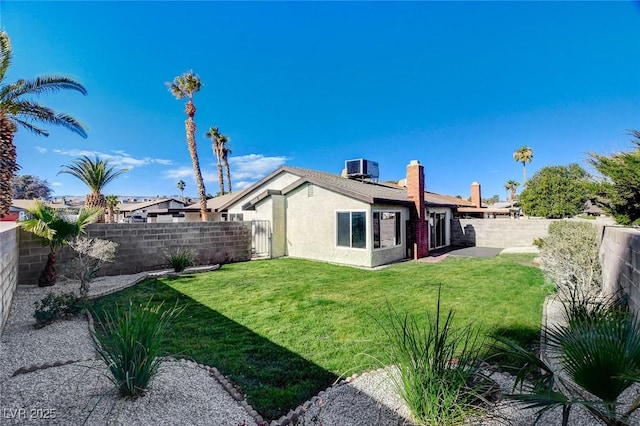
336,211,366,249
373,211,401,249
229,213,244,222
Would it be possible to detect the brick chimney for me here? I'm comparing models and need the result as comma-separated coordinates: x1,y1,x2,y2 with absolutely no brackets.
406,160,428,259
471,182,482,208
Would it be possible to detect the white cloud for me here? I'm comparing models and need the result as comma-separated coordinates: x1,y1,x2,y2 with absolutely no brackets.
51,181,63,187
164,167,218,184
35,146,47,154
52,149,173,169
229,154,289,180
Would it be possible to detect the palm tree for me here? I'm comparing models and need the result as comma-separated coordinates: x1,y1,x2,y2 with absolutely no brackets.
513,146,534,185
167,71,208,221
0,31,87,217
105,194,119,223
504,180,520,204
220,134,232,193
177,180,186,202
58,156,127,222
205,126,225,195
19,200,102,286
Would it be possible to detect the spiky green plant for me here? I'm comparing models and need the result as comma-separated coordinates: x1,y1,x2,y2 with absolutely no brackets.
19,201,102,286
0,31,87,217
380,287,490,425
495,296,640,426
91,300,183,398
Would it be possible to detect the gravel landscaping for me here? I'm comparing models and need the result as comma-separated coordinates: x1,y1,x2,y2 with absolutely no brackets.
2,271,640,425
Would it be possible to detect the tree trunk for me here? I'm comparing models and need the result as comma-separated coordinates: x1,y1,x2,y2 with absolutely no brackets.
85,192,107,223
184,100,208,222
224,158,232,193
217,163,224,195
0,113,18,217
108,206,114,223
38,252,57,287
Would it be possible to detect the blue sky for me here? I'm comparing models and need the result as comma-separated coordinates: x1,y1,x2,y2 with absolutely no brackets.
1,1,639,200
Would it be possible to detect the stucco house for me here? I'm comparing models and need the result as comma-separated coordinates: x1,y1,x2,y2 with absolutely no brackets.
216,160,469,268
116,198,186,223
181,193,238,222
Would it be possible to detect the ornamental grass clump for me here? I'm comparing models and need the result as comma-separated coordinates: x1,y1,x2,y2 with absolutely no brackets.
164,247,196,272
381,287,491,426
91,300,183,398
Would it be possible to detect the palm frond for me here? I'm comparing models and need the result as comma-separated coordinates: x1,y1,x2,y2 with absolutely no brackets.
58,156,127,192
0,32,11,82
8,117,49,136
3,99,88,137
167,70,201,100
1,76,86,101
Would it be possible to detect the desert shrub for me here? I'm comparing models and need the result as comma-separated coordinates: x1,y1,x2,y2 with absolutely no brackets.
495,295,640,426
62,237,118,296
34,292,86,328
540,221,601,299
91,300,183,398
164,247,195,272
380,288,492,425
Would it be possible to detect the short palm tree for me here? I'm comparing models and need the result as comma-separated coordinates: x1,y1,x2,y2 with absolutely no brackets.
105,194,119,223
20,200,102,286
496,297,640,426
220,134,232,193
0,31,87,217
513,146,534,185
167,71,208,222
177,180,186,202
58,156,127,222
206,126,225,195
504,180,520,204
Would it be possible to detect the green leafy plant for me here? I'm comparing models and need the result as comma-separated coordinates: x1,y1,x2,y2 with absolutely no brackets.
91,299,183,398
164,247,196,272
495,295,640,426
380,287,492,425
33,292,86,328
19,201,102,286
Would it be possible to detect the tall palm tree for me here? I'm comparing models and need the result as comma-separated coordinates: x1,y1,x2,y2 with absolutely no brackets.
220,134,232,193
58,156,127,222
513,146,534,185
177,180,186,202
0,31,87,217
20,200,102,286
504,180,520,204
205,126,225,195
167,71,208,221
105,194,119,223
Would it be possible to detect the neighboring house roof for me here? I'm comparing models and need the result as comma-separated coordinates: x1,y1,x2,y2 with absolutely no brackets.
457,207,512,214
184,193,237,212
425,192,475,208
11,200,72,211
117,198,184,213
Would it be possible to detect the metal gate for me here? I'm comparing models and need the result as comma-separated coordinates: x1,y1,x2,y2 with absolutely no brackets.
251,220,271,258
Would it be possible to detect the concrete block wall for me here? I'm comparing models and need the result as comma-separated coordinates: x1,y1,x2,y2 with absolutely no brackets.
450,218,557,248
0,223,19,333
18,222,252,285
600,226,640,313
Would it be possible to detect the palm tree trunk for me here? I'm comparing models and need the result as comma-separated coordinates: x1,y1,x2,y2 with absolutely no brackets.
185,100,208,222
523,163,527,185
0,113,19,217
224,157,232,193
38,252,57,287
85,192,107,223
217,163,224,195
108,207,114,223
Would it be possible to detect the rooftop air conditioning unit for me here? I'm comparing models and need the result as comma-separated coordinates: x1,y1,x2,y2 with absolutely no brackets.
345,159,379,179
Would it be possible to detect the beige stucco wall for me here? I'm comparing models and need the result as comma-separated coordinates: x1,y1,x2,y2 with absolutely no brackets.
226,172,302,219
285,184,409,268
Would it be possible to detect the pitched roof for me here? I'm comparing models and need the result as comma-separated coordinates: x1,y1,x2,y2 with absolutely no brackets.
117,198,184,212
11,200,72,211
185,193,237,211
219,165,474,211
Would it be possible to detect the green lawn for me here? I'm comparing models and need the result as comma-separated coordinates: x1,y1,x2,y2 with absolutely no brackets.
92,254,546,420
